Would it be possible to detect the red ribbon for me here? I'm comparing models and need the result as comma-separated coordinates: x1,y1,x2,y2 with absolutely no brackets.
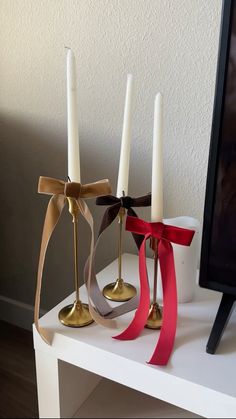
114,216,195,366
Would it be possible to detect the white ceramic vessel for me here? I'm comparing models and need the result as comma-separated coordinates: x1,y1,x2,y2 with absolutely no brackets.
157,216,200,303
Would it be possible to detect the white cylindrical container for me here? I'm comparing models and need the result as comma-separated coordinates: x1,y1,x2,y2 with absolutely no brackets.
157,216,200,303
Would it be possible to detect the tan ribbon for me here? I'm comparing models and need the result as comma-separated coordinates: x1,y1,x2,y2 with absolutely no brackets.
34,176,114,344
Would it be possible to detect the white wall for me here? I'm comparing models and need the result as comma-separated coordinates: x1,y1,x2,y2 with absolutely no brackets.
0,0,222,326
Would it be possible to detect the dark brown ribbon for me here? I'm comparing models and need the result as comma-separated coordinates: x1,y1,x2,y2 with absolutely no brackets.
84,193,151,327
96,194,151,247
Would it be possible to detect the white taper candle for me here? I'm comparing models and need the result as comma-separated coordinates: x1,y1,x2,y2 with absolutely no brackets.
67,48,81,182
151,93,163,222
116,74,134,197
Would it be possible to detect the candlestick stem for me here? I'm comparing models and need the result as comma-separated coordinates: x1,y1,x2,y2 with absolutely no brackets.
145,237,163,329
102,207,136,302
73,218,80,302
118,208,124,281
58,197,93,328
67,197,80,301
153,249,158,305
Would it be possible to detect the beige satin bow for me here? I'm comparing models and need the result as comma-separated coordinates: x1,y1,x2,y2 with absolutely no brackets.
34,176,113,344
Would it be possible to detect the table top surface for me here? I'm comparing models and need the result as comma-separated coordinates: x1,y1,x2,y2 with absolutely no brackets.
34,253,236,402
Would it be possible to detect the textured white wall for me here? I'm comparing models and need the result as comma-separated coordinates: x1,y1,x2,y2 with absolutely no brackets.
0,0,222,312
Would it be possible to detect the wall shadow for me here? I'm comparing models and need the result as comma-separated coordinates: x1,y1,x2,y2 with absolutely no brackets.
0,113,151,315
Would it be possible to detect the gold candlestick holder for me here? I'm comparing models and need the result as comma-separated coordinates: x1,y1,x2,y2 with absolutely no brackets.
145,237,163,329
58,197,94,327
102,207,137,302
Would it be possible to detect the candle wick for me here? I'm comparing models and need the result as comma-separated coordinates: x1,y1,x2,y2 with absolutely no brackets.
64,46,71,50
68,175,71,182
122,190,125,197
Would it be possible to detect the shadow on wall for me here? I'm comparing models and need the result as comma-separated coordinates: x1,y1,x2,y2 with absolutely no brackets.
0,113,150,324
0,113,70,314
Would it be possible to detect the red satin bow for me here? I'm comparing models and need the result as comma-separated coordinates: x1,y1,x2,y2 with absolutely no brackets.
114,215,195,366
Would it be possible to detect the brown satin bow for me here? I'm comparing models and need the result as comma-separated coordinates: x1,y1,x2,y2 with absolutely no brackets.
34,176,112,344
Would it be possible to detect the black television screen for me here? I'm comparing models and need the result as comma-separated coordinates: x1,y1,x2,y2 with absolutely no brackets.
200,0,236,296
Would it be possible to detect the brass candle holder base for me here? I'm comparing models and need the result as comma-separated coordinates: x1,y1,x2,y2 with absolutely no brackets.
145,302,163,330
59,300,94,328
103,278,137,302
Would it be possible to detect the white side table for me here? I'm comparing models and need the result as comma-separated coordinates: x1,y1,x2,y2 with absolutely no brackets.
33,254,236,418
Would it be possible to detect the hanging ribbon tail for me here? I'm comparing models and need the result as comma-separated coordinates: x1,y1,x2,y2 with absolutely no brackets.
127,207,145,249
97,202,121,237
148,240,178,366
34,194,66,344
83,235,117,328
77,199,117,329
83,225,140,324
114,233,151,340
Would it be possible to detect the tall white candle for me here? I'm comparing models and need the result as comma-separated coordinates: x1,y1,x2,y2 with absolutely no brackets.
151,93,163,222
116,74,134,197
67,48,81,182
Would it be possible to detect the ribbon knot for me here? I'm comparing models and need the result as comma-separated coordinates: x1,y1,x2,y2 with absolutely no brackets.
114,215,195,366
131,218,164,239
64,181,82,199
151,222,164,239
120,195,132,209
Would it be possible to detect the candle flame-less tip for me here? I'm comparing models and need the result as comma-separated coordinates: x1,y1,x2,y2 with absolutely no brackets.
155,93,163,105
64,46,71,50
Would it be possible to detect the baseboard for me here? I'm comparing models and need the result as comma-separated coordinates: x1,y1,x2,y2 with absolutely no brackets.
0,295,46,331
